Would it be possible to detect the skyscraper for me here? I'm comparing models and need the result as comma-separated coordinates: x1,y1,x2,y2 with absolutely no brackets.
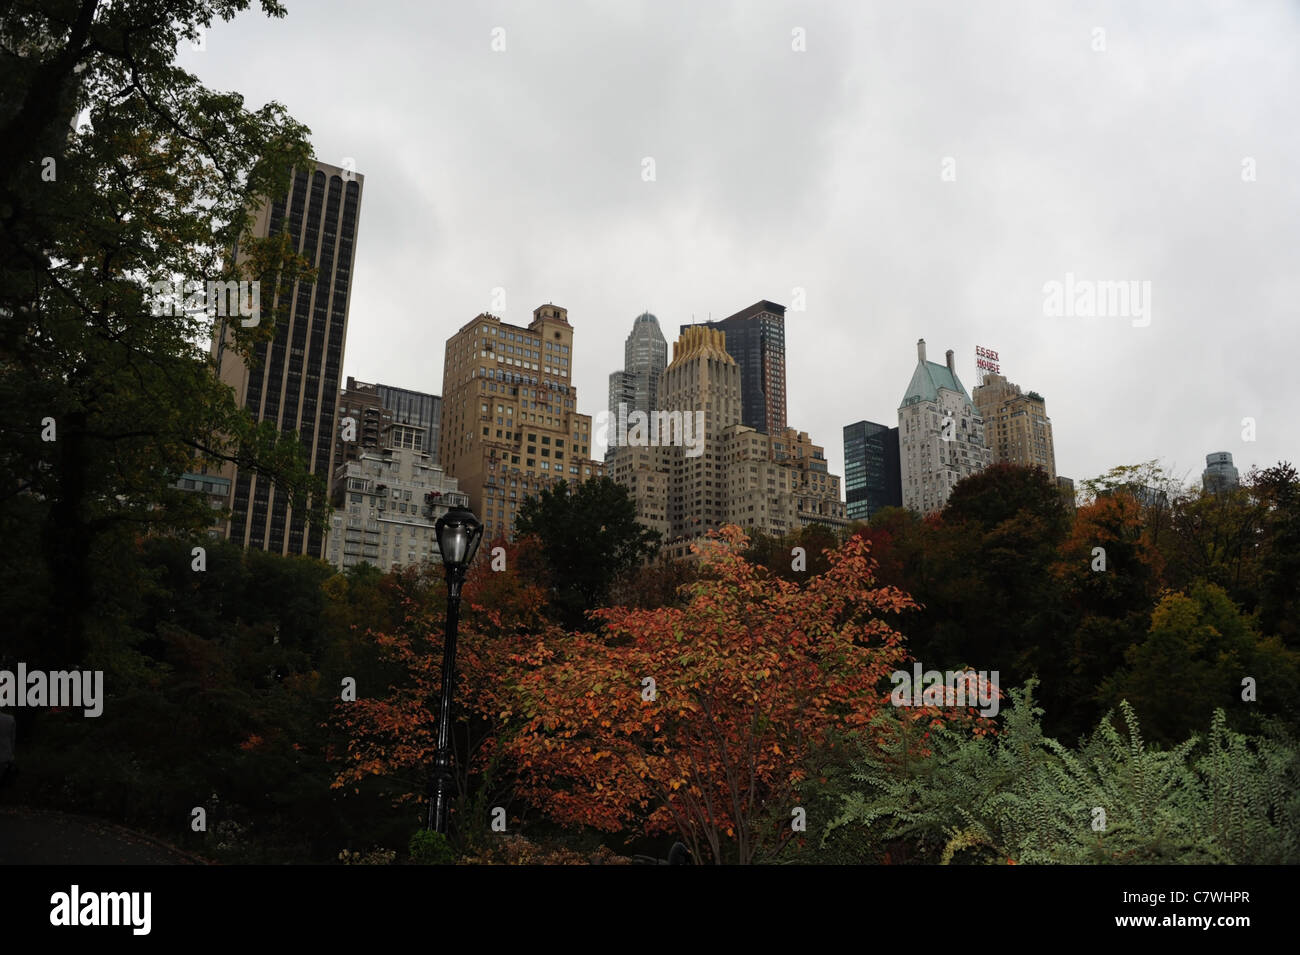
681,300,786,435
898,339,990,515
843,420,902,522
215,160,364,557
1202,452,1240,494
607,312,668,459
972,372,1057,480
609,325,845,559
440,303,606,541
660,326,742,539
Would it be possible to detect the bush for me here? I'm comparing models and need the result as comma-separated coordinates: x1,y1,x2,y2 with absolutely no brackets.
826,681,1300,864
408,829,456,865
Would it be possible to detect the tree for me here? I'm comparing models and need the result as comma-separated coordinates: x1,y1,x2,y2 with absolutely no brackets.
514,478,660,628
1160,483,1262,612
1051,492,1166,739
503,525,932,865
742,522,841,582
1251,462,1300,648
1,0,320,667
1077,461,1185,547
1100,580,1300,743
869,466,1071,724
607,556,700,610
331,537,565,853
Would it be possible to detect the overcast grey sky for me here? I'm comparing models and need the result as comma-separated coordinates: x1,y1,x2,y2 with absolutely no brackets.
182,0,1299,489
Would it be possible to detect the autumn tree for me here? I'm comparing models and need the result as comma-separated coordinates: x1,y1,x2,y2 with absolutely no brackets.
502,525,922,865
331,537,564,851
607,556,700,610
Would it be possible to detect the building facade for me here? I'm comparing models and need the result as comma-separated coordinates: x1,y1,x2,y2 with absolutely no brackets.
1056,475,1077,511
681,300,787,436
898,339,991,515
336,377,441,469
377,384,441,465
335,377,392,467
440,304,606,541
972,372,1057,480
610,326,845,560
213,160,363,557
1202,452,1240,494
326,427,467,573
843,420,903,522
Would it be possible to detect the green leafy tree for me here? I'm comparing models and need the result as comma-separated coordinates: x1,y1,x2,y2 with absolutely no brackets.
1,0,320,666
1100,580,1300,743
1051,492,1167,739
514,477,660,628
1160,484,1262,609
742,522,840,582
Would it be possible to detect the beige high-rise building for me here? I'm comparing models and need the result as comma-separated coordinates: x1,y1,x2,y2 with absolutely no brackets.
610,326,846,560
661,326,743,541
213,160,364,557
775,427,847,530
972,372,1057,480
440,304,606,541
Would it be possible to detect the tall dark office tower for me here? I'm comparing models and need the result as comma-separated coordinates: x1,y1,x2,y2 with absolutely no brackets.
843,420,902,521
377,383,441,464
681,300,786,435
214,161,364,558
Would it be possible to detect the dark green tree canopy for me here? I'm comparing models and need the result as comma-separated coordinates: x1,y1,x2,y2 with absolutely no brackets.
2,0,319,666
514,477,660,628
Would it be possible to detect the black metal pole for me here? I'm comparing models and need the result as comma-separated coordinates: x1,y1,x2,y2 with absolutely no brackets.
428,568,465,833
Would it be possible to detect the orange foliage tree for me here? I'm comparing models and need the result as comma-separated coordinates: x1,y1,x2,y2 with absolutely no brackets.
502,525,920,864
329,537,565,846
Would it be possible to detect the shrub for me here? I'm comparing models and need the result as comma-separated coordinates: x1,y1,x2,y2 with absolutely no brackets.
408,829,456,865
827,681,1299,864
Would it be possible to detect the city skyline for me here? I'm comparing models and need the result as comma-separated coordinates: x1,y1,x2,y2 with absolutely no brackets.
181,2,1298,493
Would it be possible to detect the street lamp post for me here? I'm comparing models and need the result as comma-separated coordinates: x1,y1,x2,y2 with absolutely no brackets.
428,505,483,834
